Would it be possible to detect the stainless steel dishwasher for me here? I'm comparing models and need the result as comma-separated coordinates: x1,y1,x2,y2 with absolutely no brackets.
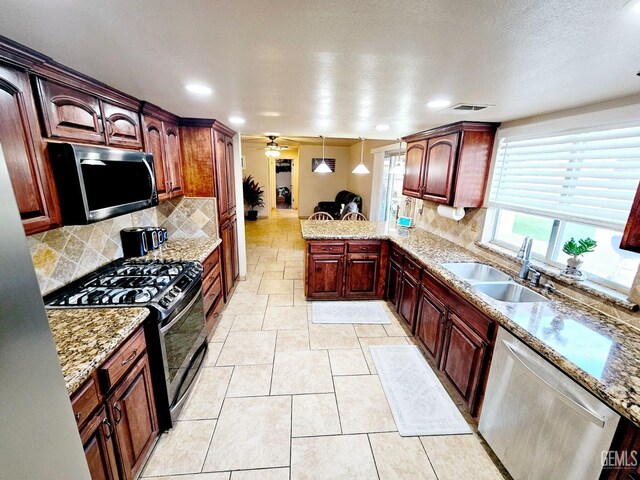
479,327,620,480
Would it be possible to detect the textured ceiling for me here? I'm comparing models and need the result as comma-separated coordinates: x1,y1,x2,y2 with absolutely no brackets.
1,0,639,139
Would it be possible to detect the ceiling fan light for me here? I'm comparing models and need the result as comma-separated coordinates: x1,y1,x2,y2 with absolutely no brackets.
265,149,280,158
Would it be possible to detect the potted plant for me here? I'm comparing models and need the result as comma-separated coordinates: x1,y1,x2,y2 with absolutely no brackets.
242,175,265,221
562,237,597,279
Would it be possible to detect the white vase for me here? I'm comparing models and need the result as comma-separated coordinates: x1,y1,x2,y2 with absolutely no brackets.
565,256,584,276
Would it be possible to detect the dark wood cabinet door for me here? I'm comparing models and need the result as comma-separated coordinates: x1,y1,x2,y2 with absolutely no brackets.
102,101,142,149
398,273,419,330
164,122,183,197
415,286,447,362
308,254,344,298
440,312,486,414
344,253,379,298
35,78,104,144
422,133,459,204
225,135,236,213
143,117,169,201
214,130,230,222
386,260,403,309
220,217,238,298
402,140,426,198
0,65,60,234
108,354,158,480
80,407,120,480
621,181,640,253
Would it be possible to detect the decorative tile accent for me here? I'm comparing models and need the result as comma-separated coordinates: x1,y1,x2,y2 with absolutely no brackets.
30,197,218,295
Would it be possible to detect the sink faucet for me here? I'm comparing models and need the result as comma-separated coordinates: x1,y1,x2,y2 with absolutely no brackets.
517,236,533,280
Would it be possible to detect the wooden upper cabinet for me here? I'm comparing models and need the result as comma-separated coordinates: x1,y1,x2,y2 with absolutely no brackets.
621,181,640,253
35,77,104,144
143,117,169,201
214,129,230,222
102,101,142,149
164,123,183,197
402,140,426,197
422,133,459,203
225,135,236,213
402,122,499,207
0,64,60,234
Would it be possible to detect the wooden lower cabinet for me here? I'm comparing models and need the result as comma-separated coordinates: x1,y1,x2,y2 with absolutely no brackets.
440,312,487,413
415,285,447,362
108,355,158,480
305,240,387,299
307,254,344,298
386,259,402,308
398,272,419,330
80,407,119,480
344,253,379,298
202,246,224,340
71,327,158,480
220,215,239,299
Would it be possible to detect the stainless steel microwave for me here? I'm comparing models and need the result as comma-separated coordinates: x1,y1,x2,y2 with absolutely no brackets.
48,143,158,224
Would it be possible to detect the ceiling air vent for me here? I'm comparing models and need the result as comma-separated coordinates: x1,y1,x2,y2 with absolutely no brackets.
445,103,494,114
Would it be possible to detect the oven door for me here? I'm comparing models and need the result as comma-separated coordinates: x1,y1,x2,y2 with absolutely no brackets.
158,282,207,414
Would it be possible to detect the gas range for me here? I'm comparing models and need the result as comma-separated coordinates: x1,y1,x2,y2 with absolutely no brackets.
44,258,203,321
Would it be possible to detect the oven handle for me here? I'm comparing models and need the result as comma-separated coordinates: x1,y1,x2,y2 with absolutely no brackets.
160,289,202,334
170,341,208,409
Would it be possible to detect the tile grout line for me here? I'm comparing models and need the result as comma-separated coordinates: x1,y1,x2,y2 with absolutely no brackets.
366,433,382,480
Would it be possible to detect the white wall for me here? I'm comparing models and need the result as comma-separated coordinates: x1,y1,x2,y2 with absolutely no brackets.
298,145,351,217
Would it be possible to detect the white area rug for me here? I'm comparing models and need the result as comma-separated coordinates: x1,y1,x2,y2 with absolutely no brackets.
370,345,473,436
311,301,391,324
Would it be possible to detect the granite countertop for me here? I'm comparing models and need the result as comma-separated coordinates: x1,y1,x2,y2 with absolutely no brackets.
47,308,149,395
301,220,640,427
138,237,222,263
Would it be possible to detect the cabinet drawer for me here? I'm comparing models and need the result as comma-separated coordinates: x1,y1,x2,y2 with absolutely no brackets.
347,241,381,253
203,264,221,293
390,247,404,265
309,242,345,254
71,375,101,428
99,327,146,391
403,256,421,279
204,275,223,313
203,247,220,275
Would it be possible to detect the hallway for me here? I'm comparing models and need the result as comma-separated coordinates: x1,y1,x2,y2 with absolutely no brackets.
139,209,505,480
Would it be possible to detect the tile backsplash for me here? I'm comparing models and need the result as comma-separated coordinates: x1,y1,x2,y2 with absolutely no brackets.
29,197,218,295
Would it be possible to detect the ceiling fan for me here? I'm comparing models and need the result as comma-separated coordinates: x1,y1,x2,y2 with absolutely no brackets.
263,135,290,157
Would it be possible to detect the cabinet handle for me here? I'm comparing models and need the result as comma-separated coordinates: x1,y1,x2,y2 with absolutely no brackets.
106,120,113,136
74,412,81,423
121,349,137,366
102,418,114,438
113,403,122,424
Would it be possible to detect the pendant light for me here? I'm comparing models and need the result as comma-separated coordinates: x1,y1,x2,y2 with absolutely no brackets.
352,137,370,175
392,138,405,175
313,136,332,173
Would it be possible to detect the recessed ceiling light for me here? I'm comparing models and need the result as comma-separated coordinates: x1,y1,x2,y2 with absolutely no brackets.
375,124,390,131
185,84,212,95
427,99,452,109
633,0,640,13
229,116,245,125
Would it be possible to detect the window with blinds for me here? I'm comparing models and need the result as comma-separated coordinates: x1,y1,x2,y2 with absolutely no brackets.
488,124,640,231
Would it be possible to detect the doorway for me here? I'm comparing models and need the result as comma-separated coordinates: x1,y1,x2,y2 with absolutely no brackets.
272,158,294,210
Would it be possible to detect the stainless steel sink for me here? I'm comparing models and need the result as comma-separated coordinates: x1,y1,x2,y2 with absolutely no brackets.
474,282,548,303
441,262,512,283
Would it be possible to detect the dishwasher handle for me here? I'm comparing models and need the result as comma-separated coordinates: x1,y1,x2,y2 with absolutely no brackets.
501,339,606,428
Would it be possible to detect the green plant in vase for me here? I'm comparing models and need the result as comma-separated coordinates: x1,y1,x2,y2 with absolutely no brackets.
562,237,597,280
242,175,265,221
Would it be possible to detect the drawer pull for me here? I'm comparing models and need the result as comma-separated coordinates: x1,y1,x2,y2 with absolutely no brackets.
121,349,137,366
113,403,122,424
102,418,114,438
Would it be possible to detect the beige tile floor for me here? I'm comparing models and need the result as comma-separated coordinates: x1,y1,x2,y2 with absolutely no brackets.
141,209,507,480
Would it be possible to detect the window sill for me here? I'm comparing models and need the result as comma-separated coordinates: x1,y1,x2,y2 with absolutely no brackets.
477,241,639,312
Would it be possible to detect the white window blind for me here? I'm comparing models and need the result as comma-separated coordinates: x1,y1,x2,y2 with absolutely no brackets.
488,124,640,231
